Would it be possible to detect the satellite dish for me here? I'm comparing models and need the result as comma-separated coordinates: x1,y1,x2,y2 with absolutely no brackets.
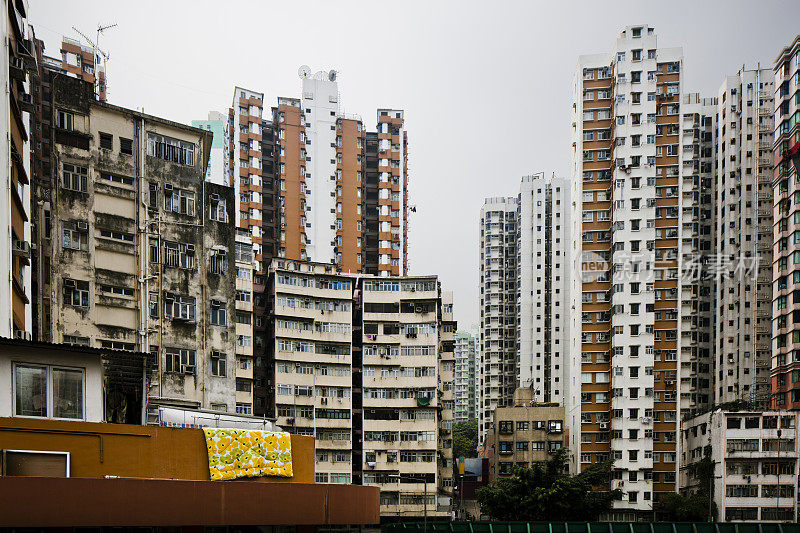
328,70,337,82
298,65,311,79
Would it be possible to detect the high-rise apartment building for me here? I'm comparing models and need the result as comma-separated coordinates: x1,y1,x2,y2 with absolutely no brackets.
266,259,454,518
454,327,479,422
192,111,228,185
39,75,239,414
229,87,268,273
230,70,409,277
226,70,410,417
677,93,717,419
1,0,35,337
572,25,686,518
478,196,517,441
517,175,576,405
478,175,576,442
714,69,774,408
772,35,800,410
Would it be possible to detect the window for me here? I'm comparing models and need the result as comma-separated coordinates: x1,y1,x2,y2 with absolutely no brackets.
63,278,89,307
164,187,196,216
99,132,113,150
14,363,84,420
210,300,227,326
57,110,74,130
164,293,196,321
163,241,195,269
147,133,195,166
211,351,226,377
99,284,133,297
62,221,88,251
99,172,134,186
62,163,88,193
209,196,228,222
165,347,196,374
120,137,133,155
209,249,227,275
98,229,134,242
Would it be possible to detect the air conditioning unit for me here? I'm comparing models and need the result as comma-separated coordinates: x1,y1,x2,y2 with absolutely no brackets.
164,183,173,191
64,279,75,288
210,193,220,201
186,244,196,254
599,422,609,429
77,221,89,230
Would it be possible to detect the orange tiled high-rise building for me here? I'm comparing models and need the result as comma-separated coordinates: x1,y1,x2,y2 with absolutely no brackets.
227,68,411,416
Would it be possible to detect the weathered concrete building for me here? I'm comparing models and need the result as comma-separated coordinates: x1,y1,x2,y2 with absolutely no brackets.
488,388,567,481
680,409,798,522
39,75,239,415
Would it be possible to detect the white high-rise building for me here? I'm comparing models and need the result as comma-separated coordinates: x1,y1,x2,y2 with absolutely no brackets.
301,72,339,265
517,175,576,405
478,174,575,442
479,196,518,441
677,92,717,419
714,68,774,408
572,25,686,518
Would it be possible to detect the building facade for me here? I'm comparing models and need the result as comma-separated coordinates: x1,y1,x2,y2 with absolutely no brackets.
454,327,479,423
680,409,798,522
677,93,717,420
516,175,576,406
38,75,238,414
265,259,454,518
572,26,686,518
191,111,228,185
478,196,518,441
772,35,800,411
1,0,35,338
488,389,567,480
714,68,774,408
57,36,106,102
478,174,576,442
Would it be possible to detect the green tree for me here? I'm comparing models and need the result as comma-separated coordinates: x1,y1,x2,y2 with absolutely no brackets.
658,455,717,521
659,492,713,522
453,420,479,459
476,448,622,521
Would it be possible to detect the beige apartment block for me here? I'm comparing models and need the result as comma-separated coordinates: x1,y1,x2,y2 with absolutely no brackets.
42,75,238,417
270,261,355,484
488,389,567,480
266,260,455,519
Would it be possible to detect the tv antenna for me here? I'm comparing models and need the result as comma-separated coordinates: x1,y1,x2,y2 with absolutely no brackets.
72,22,117,100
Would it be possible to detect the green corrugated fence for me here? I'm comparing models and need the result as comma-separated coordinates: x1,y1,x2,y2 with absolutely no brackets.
383,523,800,533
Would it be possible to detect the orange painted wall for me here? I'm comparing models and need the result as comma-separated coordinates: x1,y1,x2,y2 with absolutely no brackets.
0,417,314,483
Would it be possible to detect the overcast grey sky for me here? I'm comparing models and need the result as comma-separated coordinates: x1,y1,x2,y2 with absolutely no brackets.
33,0,799,329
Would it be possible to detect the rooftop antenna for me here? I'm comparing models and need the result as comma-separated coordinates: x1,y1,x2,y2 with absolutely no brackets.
72,22,117,100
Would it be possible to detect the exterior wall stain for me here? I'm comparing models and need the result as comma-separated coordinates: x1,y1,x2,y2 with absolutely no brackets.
41,76,239,414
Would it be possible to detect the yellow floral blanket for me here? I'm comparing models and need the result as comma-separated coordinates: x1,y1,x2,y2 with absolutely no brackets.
203,428,293,480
